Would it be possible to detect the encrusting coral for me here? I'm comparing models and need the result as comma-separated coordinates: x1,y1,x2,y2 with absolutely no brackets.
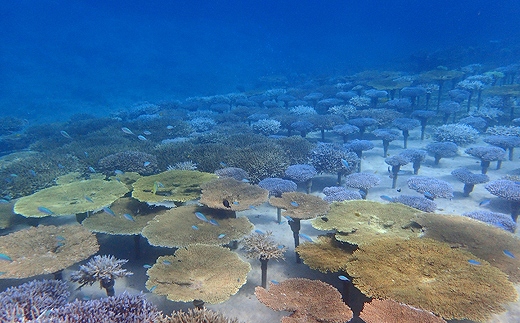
242,231,287,288
348,237,517,321
145,245,251,304
255,278,353,323
13,178,129,217
70,255,133,296
359,299,447,323
0,225,99,279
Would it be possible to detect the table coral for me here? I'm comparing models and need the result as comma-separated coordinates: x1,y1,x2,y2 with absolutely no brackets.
200,177,269,213
359,299,447,323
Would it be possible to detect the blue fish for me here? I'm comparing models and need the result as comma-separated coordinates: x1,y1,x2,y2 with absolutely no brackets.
114,169,124,175
137,135,147,141
28,170,37,177
468,259,481,265
284,215,294,222
254,229,265,235
209,219,219,226
143,264,152,269
38,206,54,215
143,130,152,135
57,163,65,169
233,201,240,205
218,234,226,239
55,235,65,241
380,195,394,202
290,201,299,207
88,166,96,173
123,213,135,222
0,253,13,262
503,250,515,259
156,182,165,188
479,199,491,207
163,260,172,265
84,151,89,158
338,275,350,281
149,285,157,292
191,225,199,230
219,161,227,167
195,212,209,222
0,199,10,204
103,207,116,217
278,245,285,249
341,159,349,168
84,195,94,203
270,280,279,285
60,130,72,139
121,127,134,135
299,233,313,243
144,161,151,167
249,205,256,210
241,178,250,183
423,191,435,200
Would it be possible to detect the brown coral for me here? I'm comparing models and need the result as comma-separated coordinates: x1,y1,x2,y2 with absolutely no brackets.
295,235,355,273
348,237,517,321
145,245,251,304
268,192,330,220
255,278,353,323
359,299,447,323
0,225,99,278
158,308,240,323
199,177,268,212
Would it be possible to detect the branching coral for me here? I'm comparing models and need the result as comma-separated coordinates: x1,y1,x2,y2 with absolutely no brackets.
398,149,426,175
332,124,359,143
70,255,133,296
255,278,353,323
411,109,436,140
450,167,489,196
372,128,401,157
426,141,458,165
360,299,447,323
463,210,517,233
465,146,506,173
393,118,420,148
433,123,479,146
98,151,159,175
483,134,520,161
322,186,363,203
485,179,520,221
160,308,240,323
407,176,453,200
385,155,409,189
343,172,381,198
309,142,359,184
391,194,437,212
284,164,317,193
258,177,297,197
214,166,249,181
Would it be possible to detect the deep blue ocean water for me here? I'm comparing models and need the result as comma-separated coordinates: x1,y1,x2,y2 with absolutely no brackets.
1,0,520,121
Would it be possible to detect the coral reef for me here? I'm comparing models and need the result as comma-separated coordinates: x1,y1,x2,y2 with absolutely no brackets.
465,146,506,173
359,299,447,323
348,237,517,321
322,186,363,203
432,123,479,146
426,141,458,165
407,176,454,200
255,278,353,323
451,167,489,196
98,151,159,175
284,164,317,193
343,172,381,198
70,255,133,296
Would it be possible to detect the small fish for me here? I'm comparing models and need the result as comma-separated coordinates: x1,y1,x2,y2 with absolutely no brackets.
219,161,227,167
233,201,240,205
60,130,72,139
0,253,13,262
223,199,231,208
254,229,265,235
137,135,147,141
423,191,434,200
284,215,294,222
114,169,124,175
149,285,157,292
143,264,152,269
218,234,226,239
143,130,152,135
468,259,481,265
290,201,299,207
28,169,37,177
479,199,491,207
299,233,313,243
57,163,65,169
209,219,219,226
241,178,250,183
380,195,394,202
195,212,209,222
277,245,285,249
55,235,66,241
0,199,10,204
84,151,89,158
163,260,172,265
166,125,174,130
143,161,151,167
123,213,135,222
38,206,54,215
10,173,18,177
103,207,116,217
341,159,349,168
249,205,257,210
191,225,199,230
84,195,94,203
338,275,350,281
321,216,329,222
270,280,279,285
88,166,96,173
503,250,515,259
396,188,401,192
156,182,165,188
121,127,134,135
152,181,159,195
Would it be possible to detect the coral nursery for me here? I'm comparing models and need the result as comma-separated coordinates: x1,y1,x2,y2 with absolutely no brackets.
2,1,520,322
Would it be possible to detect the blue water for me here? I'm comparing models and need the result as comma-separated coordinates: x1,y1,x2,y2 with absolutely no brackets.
1,0,519,120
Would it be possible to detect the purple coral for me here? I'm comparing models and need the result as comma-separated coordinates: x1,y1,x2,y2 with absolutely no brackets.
465,146,506,174
411,109,436,140
309,143,359,185
215,167,249,181
333,124,360,143
343,172,381,199
451,167,489,197
347,118,377,138
344,139,374,172
285,164,317,193
439,100,463,123
258,178,297,197
98,151,158,175
433,124,479,146
485,180,520,222
392,118,420,148
398,149,426,175
391,195,437,212
322,186,363,203
385,155,409,189
463,210,517,233
426,141,458,165
483,135,520,161
407,176,454,200
372,128,401,157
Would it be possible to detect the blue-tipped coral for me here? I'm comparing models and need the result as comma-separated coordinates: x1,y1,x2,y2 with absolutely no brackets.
451,167,489,197
285,164,317,193
407,176,454,200
463,210,517,233
343,172,381,199
70,255,133,296
485,180,520,222
391,195,437,212
309,143,359,185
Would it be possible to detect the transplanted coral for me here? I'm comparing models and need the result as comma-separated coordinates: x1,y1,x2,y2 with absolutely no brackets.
359,299,447,323
432,123,479,146
311,200,421,245
372,128,400,157
348,237,517,321
132,170,217,207
411,110,436,140
407,176,454,200
391,195,437,213
268,192,330,220
485,179,520,221
385,155,409,189
465,146,506,173
393,118,420,148
450,167,489,196
309,142,359,185
200,177,268,213
463,210,517,233
398,149,427,175
98,151,159,175
145,245,251,304
332,124,359,143
322,186,363,203
343,172,381,199
255,278,353,323
258,177,297,197
214,166,249,181
483,134,520,161
70,255,133,296
296,235,355,273
13,178,129,217
159,308,240,323
426,141,458,165
0,225,99,279
142,205,253,248
284,164,317,193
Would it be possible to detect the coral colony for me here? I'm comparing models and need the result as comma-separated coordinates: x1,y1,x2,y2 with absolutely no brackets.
4,45,520,323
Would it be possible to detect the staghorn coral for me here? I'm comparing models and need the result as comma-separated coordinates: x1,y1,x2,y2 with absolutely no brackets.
308,114,344,141
0,224,99,279
200,177,268,213
242,231,286,288
322,186,363,203
372,128,400,157
167,160,197,170
312,200,420,245
451,167,489,196
465,146,506,174
284,164,317,193
407,176,453,200
432,123,479,146
274,135,314,165
255,278,353,323
343,172,381,198
0,279,69,322
70,255,132,296
463,210,517,233
485,179,520,221
296,235,355,273
348,237,517,321
251,119,281,136
426,141,458,165
145,245,251,304
98,151,159,175
359,299,447,323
